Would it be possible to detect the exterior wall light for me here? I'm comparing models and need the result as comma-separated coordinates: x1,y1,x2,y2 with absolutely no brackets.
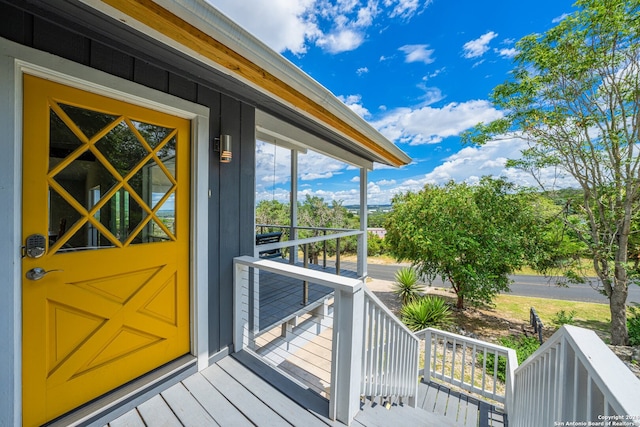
214,134,232,163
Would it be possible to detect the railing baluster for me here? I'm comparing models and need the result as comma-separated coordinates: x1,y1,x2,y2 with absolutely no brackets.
441,335,447,379
335,237,341,275
481,348,487,394
460,342,467,387
586,374,592,421
432,334,438,381
493,350,500,396
470,344,477,392
450,338,456,384
573,353,578,421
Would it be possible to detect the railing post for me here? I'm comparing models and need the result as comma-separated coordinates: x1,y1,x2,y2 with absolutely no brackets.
423,330,432,384
233,261,250,352
330,285,364,425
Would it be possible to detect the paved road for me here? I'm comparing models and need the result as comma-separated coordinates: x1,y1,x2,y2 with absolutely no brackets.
366,263,640,305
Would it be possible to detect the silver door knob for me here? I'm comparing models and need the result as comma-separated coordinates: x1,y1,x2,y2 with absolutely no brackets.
25,267,63,281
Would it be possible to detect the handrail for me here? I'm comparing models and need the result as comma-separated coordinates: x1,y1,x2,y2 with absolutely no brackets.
233,256,364,425
415,328,518,411
256,224,356,233
233,256,419,424
253,229,362,255
361,287,420,405
511,325,640,427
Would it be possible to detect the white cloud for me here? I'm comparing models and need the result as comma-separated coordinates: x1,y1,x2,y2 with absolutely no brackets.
552,13,570,23
207,0,321,55
385,0,423,19
462,31,498,59
210,0,431,55
399,44,436,64
496,47,518,58
338,94,371,118
372,99,503,145
423,67,445,80
356,66,369,75
317,28,366,53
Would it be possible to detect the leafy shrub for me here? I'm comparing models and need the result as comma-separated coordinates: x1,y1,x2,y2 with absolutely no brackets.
628,307,640,346
552,309,577,327
367,232,387,256
400,296,452,331
481,335,540,382
392,267,424,304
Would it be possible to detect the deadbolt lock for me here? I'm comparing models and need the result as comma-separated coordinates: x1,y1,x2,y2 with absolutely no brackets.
25,234,46,259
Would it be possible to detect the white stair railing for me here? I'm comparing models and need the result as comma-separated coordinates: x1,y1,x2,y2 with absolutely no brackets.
361,288,420,406
416,328,518,412
510,325,640,427
233,256,421,424
233,256,364,425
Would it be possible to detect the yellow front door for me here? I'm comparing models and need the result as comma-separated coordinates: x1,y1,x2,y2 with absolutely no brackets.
22,75,191,426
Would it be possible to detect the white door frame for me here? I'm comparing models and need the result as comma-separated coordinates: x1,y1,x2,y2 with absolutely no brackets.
0,37,210,425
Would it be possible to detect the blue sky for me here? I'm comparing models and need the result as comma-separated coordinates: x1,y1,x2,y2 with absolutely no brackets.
209,0,578,205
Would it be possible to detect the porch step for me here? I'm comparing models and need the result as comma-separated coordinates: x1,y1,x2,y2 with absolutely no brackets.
355,397,462,427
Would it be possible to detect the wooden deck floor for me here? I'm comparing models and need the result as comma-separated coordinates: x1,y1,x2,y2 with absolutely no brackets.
258,260,358,332
103,352,506,427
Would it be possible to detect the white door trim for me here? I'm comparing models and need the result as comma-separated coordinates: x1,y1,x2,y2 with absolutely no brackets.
0,37,210,424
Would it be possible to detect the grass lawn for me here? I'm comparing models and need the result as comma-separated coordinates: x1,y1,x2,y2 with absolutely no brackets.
425,287,613,342
490,294,611,335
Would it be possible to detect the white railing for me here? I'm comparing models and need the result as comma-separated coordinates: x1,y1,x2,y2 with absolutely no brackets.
254,224,366,276
361,288,420,406
233,256,420,425
416,328,518,411
234,256,364,425
510,325,640,427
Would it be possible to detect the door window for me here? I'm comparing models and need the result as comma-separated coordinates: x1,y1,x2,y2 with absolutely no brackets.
48,102,178,253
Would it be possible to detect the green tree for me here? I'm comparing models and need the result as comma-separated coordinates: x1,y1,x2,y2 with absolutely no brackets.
255,200,290,230
463,0,640,344
368,211,389,228
385,178,544,309
297,195,359,262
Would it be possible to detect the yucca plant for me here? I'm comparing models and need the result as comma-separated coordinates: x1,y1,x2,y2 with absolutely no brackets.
400,296,453,331
392,267,424,304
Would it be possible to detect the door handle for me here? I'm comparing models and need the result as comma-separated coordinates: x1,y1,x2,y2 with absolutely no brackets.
25,267,63,281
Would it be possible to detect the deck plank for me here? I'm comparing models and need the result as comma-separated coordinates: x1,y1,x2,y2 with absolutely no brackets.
161,382,219,427
218,356,330,427
182,373,253,426
137,394,183,427
202,362,289,426
106,409,145,427
232,351,339,426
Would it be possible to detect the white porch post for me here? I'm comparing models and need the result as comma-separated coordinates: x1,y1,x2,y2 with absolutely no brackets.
289,149,298,264
233,261,250,352
329,285,365,424
357,167,368,278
